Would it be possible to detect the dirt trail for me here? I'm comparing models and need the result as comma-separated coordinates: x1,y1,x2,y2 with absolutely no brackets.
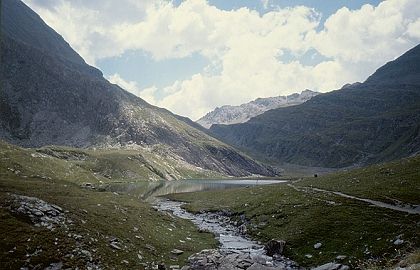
288,184,420,215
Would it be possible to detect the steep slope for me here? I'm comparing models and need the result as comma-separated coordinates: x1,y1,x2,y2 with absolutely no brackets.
0,0,275,178
197,90,319,128
210,44,420,168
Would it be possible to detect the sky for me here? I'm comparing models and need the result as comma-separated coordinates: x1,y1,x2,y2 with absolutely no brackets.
23,0,420,120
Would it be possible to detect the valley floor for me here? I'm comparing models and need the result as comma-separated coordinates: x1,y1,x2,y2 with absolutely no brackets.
0,140,419,269
168,156,420,269
0,142,217,269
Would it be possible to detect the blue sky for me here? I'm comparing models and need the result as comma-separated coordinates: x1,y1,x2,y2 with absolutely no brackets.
23,0,420,119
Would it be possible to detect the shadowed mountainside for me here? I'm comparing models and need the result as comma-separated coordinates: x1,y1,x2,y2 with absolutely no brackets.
210,44,420,168
0,0,275,178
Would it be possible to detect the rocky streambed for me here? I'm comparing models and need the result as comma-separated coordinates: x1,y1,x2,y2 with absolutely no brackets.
155,199,302,270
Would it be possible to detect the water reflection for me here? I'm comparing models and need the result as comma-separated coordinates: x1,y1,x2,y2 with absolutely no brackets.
106,179,285,200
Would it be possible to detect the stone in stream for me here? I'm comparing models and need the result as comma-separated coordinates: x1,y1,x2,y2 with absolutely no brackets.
238,224,247,234
265,239,286,256
312,262,350,270
44,262,63,270
247,263,285,270
236,260,253,269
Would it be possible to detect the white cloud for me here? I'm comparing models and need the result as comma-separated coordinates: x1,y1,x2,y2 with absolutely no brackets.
406,19,420,39
22,0,154,64
23,0,420,120
312,1,420,63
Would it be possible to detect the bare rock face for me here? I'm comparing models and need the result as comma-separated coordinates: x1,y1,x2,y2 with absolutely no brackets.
8,194,67,231
197,90,319,129
0,0,276,178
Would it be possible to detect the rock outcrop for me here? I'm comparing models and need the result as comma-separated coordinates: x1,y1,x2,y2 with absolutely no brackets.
197,90,319,128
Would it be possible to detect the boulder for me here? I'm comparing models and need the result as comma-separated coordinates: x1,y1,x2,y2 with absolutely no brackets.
313,262,350,270
265,239,286,256
247,263,285,270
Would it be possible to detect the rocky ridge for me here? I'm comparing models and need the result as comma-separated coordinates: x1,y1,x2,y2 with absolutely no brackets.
197,90,319,128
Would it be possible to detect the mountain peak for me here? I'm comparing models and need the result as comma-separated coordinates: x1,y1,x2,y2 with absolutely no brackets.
1,0,102,77
197,90,319,128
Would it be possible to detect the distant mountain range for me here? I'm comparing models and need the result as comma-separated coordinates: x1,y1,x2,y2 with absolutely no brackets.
210,44,420,168
197,90,319,128
0,0,275,178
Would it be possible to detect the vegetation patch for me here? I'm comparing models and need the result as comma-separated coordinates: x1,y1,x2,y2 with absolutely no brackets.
168,156,420,268
0,141,217,269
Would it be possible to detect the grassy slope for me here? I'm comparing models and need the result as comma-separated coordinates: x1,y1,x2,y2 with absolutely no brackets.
0,141,224,183
296,155,420,205
169,156,420,268
0,141,217,269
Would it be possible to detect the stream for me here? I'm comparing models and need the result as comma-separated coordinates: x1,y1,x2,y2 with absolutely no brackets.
155,198,301,270
107,179,303,269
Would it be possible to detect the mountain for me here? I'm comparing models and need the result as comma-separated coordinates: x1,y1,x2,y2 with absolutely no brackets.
197,90,319,128
0,0,275,178
210,44,420,168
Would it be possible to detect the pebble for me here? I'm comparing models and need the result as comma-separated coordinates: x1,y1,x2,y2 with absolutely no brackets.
394,239,404,245
171,249,184,255
314,243,322,249
110,243,122,250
